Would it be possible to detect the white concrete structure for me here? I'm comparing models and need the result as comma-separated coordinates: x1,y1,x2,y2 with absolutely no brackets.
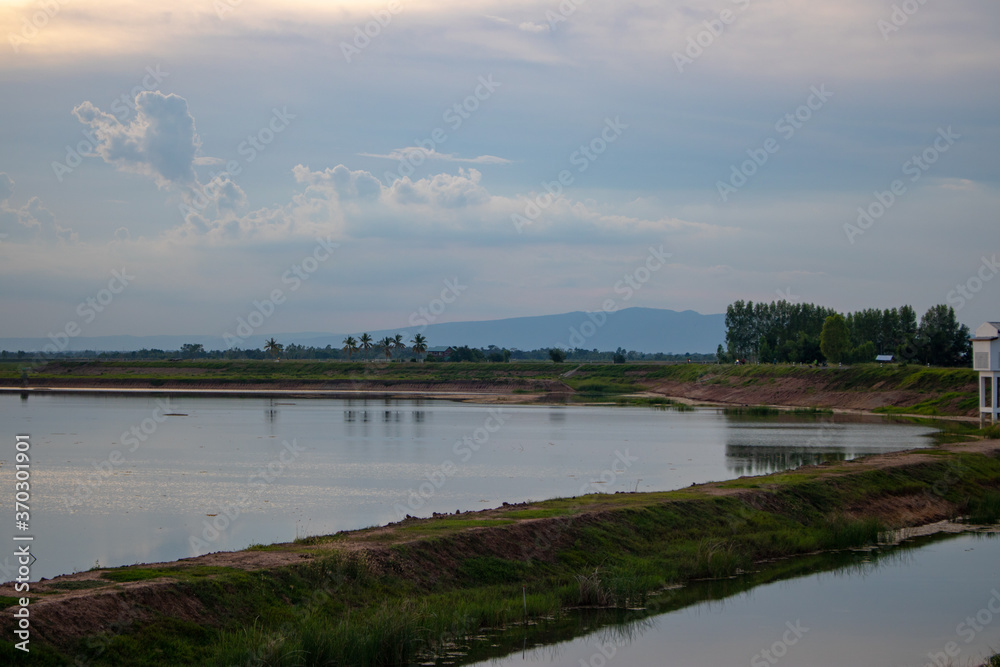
972,322,1000,426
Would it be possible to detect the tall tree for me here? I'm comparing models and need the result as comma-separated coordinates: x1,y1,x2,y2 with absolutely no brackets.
342,336,358,360
915,305,971,366
379,336,395,361
393,333,406,359
180,343,204,359
411,333,428,361
263,337,283,360
359,333,373,361
820,315,849,363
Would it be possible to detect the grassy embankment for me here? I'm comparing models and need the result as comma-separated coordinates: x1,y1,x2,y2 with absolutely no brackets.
3,443,1000,666
0,360,983,416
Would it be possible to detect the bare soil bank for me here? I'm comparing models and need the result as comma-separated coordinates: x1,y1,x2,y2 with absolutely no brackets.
0,361,980,416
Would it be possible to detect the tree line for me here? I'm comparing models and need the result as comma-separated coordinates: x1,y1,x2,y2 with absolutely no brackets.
1,342,716,364
721,300,971,366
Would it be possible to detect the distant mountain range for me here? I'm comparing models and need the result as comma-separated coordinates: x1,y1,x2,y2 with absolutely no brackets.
1,307,725,354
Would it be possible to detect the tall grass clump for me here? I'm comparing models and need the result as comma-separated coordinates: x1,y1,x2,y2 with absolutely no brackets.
723,405,779,417
967,491,1000,525
821,516,886,549
692,540,752,579
574,567,652,608
212,602,429,667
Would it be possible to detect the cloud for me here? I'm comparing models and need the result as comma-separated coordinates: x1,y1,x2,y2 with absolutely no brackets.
386,168,492,209
73,91,201,189
293,164,383,201
359,147,512,165
73,91,249,230
0,173,76,243
518,22,550,33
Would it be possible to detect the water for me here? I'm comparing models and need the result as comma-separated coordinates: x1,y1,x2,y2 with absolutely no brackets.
0,393,936,581
463,533,1000,667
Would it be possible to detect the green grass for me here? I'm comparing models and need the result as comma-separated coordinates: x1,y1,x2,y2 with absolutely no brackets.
563,378,640,394
724,405,780,416
873,391,980,416
101,565,239,583
5,443,1000,665
967,491,1000,524
401,518,516,532
46,580,114,591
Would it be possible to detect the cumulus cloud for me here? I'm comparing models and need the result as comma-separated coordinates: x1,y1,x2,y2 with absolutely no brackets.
174,160,730,247
72,91,248,230
293,164,383,201
359,147,512,165
0,173,76,243
73,91,201,189
386,168,492,209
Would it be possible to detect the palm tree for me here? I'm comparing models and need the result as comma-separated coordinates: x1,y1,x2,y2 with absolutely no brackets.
264,337,283,360
359,333,373,361
393,333,406,359
411,333,428,361
342,336,358,360
379,336,395,361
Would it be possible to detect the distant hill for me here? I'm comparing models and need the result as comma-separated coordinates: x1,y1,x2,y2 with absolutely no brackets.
0,307,725,354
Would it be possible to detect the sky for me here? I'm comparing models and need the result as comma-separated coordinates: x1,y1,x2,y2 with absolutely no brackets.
0,0,998,345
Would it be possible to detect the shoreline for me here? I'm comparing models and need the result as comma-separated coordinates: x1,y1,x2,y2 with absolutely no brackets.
2,384,982,423
3,439,999,663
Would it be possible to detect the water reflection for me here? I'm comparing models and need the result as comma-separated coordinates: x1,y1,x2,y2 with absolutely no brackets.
725,444,849,475
0,395,938,581
458,533,994,667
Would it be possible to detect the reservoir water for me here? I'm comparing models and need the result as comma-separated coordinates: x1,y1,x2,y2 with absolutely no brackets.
462,532,1000,667
0,393,937,581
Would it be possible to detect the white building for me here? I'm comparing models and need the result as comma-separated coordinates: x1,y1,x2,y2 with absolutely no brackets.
972,322,1000,426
